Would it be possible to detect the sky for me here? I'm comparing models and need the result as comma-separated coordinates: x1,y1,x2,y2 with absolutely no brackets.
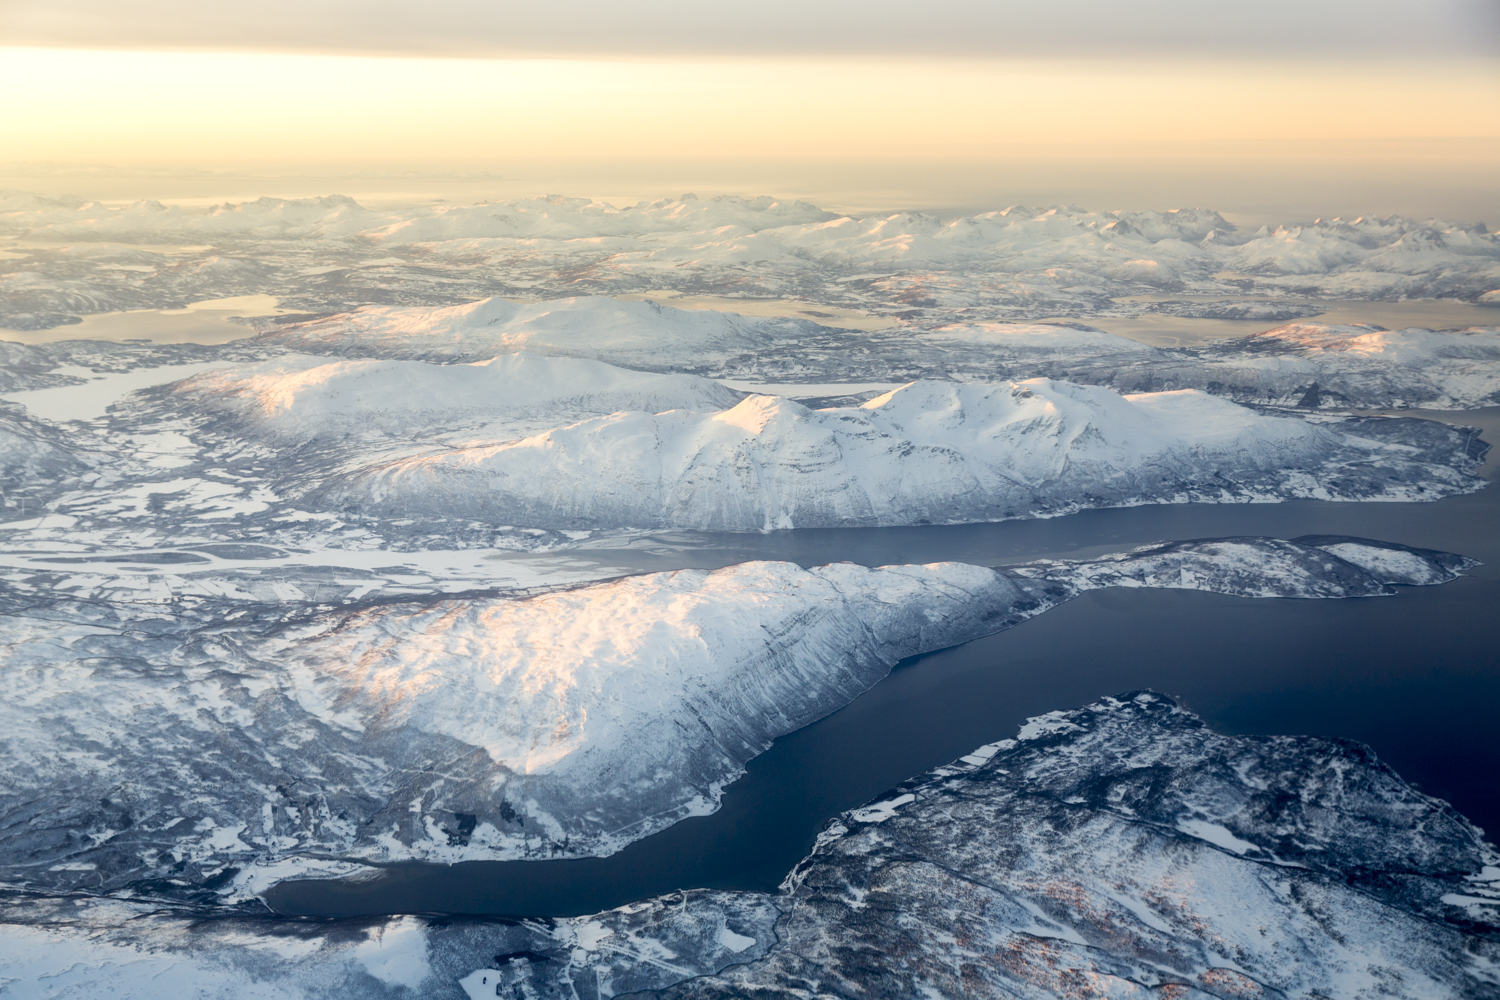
1,0,1497,220
4,0,1496,58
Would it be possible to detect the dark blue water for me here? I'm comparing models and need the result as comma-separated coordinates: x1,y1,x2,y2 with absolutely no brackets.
268,411,1500,919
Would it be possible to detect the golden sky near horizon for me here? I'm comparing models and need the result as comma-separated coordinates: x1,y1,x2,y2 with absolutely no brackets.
2,48,1497,168
0,0,1496,218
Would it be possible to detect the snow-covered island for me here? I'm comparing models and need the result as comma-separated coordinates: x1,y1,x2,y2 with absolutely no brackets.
1,695,1493,998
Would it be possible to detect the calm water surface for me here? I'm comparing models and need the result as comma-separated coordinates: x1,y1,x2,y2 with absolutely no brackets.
270,410,1500,919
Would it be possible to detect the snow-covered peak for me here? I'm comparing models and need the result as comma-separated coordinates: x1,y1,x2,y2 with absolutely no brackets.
207,194,365,217
861,377,1320,465
0,190,89,214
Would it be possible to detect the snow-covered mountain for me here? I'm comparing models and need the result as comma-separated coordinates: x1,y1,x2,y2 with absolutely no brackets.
1194,322,1500,408
172,349,741,444
0,559,1031,896
262,297,1500,408
3,187,1499,999
0,192,382,242
4,191,1498,332
10,333,1484,554
259,296,808,366
318,377,1486,530
0,537,1472,901
918,319,1500,408
2,693,1492,999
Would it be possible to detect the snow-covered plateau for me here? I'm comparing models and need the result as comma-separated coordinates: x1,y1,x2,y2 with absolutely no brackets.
0,536,1474,903
0,694,1493,999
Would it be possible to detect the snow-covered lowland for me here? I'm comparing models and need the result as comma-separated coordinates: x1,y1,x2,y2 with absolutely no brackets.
1,188,1498,996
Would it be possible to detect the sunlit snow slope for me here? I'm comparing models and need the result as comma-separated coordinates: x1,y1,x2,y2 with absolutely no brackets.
321,378,1485,529
172,349,741,443
0,537,1472,898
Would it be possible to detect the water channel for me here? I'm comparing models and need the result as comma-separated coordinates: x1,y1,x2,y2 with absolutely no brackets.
269,411,1500,919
